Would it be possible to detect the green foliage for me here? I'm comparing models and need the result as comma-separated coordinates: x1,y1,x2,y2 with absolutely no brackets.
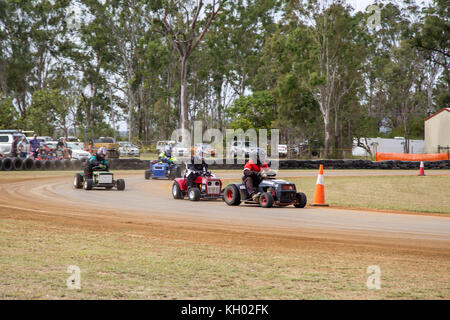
27,89,67,136
0,0,447,156
0,95,18,129
227,91,276,131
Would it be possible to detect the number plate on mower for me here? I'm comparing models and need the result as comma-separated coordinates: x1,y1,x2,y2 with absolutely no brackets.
207,186,220,195
98,174,113,184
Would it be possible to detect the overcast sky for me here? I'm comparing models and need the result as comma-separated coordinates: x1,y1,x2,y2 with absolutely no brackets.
347,0,432,12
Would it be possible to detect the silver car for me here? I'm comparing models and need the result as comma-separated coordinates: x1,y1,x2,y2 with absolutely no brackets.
118,142,140,157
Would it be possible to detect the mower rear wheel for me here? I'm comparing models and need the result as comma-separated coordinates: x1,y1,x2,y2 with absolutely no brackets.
74,173,83,189
172,182,183,199
188,188,201,201
223,185,241,206
84,179,93,190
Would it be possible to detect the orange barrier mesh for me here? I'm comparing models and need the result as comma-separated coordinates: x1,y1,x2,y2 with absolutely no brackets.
376,152,450,162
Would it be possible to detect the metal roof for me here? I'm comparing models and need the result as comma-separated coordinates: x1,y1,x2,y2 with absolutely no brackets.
425,108,450,122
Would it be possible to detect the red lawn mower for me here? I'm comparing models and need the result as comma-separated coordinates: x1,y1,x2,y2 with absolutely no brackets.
172,171,223,201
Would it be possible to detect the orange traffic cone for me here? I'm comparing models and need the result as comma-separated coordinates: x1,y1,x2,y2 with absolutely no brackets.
418,161,426,176
311,164,329,207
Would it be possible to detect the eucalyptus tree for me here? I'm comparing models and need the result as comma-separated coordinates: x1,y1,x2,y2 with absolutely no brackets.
0,0,70,120
143,0,225,134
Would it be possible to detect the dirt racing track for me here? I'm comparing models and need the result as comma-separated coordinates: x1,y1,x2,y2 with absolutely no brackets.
2,170,450,251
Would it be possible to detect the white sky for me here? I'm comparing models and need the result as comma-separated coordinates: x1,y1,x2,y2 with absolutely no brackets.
347,0,432,12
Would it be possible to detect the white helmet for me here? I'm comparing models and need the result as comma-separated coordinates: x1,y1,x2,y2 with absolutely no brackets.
97,147,107,157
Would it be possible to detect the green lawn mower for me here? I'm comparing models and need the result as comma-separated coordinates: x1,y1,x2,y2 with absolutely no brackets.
73,165,125,191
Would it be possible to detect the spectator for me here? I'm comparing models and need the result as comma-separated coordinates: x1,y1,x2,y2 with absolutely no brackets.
11,136,18,158
29,134,40,159
57,137,72,159
17,137,28,158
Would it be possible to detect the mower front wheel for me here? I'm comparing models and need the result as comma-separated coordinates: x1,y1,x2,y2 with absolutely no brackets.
116,179,125,191
259,192,274,208
294,192,307,208
145,170,152,180
188,188,201,201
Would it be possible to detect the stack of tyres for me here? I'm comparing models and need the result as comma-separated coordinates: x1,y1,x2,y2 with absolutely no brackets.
63,159,72,170
22,158,35,170
41,160,53,170
12,157,23,170
2,158,12,170
52,159,64,170
34,160,42,170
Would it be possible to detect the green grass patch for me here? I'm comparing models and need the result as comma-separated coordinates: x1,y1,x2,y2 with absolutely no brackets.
1,218,449,299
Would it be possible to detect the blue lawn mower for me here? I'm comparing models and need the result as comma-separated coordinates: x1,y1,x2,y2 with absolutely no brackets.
145,161,182,180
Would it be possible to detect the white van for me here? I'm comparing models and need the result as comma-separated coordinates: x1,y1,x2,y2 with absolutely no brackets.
0,130,28,156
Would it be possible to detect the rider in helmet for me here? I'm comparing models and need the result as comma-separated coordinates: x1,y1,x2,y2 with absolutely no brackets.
84,147,109,179
158,146,174,163
185,151,209,189
243,148,270,202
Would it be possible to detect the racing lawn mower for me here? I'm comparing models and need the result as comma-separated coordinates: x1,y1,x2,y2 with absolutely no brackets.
172,171,223,201
145,160,182,180
73,165,125,191
223,170,307,208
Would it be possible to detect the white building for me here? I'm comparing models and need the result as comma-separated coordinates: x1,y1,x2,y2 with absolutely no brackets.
352,137,424,156
425,108,450,154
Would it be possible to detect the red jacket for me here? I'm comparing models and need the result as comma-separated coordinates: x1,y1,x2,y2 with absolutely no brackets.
244,159,269,173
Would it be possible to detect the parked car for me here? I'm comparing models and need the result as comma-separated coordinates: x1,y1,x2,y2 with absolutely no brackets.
59,136,80,143
156,140,176,154
67,142,91,161
36,136,53,142
0,130,28,156
89,137,120,158
173,143,190,157
118,142,140,157
193,143,216,157
229,141,257,157
278,144,288,158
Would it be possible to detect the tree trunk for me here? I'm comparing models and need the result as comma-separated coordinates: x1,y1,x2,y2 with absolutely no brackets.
323,111,330,159
180,56,189,132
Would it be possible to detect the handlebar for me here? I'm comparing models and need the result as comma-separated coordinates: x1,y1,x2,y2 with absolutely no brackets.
92,166,108,171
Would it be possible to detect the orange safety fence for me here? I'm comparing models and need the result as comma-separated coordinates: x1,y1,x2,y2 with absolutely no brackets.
376,152,450,162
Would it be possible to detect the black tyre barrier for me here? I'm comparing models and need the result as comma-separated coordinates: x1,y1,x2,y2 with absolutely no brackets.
1,157,12,170
22,158,35,170
63,159,72,170
72,159,82,170
34,160,42,170
12,157,23,170
2,157,450,171
41,160,53,170
52,160,64,170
